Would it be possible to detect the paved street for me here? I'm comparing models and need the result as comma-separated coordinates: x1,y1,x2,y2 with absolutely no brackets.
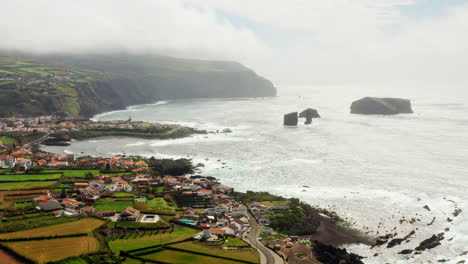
245,211,284,264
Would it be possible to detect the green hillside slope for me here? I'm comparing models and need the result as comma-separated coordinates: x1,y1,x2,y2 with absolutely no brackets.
0,53,276,117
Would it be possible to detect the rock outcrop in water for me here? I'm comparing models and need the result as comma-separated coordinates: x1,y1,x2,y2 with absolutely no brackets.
299,108,320,124
350,97,413,115
284,112,298,126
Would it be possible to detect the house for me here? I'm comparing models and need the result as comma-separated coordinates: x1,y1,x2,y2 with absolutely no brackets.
107,180,132,192
102,228,114,236
119,207,140,221
48,191,62,198
210,228,226,238
271,205,290,211
89,180,106,191
74,182,89,189
197,189,213,197
62,198,83,209
79,206,96,215
221,224,239,237
38,199,62,211
81,187,101,200
14,158,32,168
33,195,51,204
63,208,80,217
231,207,248,217
96,210,116,217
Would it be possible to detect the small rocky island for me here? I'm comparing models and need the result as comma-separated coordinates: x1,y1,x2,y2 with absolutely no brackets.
284,112,299,126
350,97,413,115
284,108,320,126
299,108,321,124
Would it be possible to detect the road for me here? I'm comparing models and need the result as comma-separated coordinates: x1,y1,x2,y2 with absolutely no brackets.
245,211,284,264
25,133,50,146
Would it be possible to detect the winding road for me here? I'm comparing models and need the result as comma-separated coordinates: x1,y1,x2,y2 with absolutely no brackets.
245,211,284,264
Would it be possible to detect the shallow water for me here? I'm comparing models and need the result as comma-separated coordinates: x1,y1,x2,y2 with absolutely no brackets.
44,85,468,263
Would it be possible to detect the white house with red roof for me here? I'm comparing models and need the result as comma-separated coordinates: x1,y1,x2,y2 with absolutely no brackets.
37,199,62,211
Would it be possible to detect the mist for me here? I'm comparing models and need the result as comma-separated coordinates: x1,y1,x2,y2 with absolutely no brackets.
2,0,468,89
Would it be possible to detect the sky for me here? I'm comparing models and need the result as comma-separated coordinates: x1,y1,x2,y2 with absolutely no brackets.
1,0,468,88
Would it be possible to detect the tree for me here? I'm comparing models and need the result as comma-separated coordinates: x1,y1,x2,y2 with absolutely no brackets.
61,187,67,198
85,172,94,179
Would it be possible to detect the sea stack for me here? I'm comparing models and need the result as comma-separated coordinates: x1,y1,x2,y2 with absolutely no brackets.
350,97,413,115
284,112,298,126
299,108,320,124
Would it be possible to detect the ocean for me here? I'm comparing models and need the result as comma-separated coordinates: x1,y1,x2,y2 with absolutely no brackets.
43,85,468,263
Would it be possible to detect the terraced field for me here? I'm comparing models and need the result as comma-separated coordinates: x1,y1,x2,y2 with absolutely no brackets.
0,173,62,182
109,228,198,253
4,237,99,263
0,181,57,191
0,218,104,239
140,250,248,264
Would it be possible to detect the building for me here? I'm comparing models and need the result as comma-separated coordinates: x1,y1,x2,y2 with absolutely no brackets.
119,207,140,221
38,199,62,211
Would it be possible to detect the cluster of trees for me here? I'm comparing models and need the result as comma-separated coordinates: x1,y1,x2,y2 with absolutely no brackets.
148,158,193,176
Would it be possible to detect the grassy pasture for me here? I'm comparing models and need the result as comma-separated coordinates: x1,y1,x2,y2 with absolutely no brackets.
108,227,198,253
5,236,99,263
0,218,104,239
169,241,259,263
0,173,62,182
0,69,16,74
140,250,247,264
0,181,57,190
146,198,174,211
94,198,133,212
0,215,78,234
17,67,51,76
0,136,17,144
41,169,100,178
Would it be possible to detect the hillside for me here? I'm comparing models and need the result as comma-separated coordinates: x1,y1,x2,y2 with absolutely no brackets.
0,53,276,117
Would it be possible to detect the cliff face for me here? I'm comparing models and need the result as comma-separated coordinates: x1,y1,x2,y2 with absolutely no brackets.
0,53,276,117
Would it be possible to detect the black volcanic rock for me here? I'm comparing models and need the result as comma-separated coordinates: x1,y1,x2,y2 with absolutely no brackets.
312,241,364,264
284,112,298,126
415,233,444,251
350,97,413,115
299,108,320,124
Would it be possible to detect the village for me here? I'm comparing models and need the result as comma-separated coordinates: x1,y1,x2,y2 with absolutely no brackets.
0,122,329,264
0,115,181,134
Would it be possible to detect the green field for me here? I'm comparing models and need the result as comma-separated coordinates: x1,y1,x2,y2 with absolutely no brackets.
146,198,174,211
140,250,248,264
260,200,291,206
41,169,100,178
0,69,16,74
109,228,198,253
112,192,135,198
0,218,104,239
17,67,51,76
0,173,62,182
94,198,133,212
0,181,57,190
0,215,79,233
0,136,17,144
169,241,259,263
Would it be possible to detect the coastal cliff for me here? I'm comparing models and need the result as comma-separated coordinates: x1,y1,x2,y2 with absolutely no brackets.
0,53,277,117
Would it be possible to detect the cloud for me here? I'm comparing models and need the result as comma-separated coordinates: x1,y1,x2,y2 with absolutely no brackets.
1,0,467,88
0,0,271,61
